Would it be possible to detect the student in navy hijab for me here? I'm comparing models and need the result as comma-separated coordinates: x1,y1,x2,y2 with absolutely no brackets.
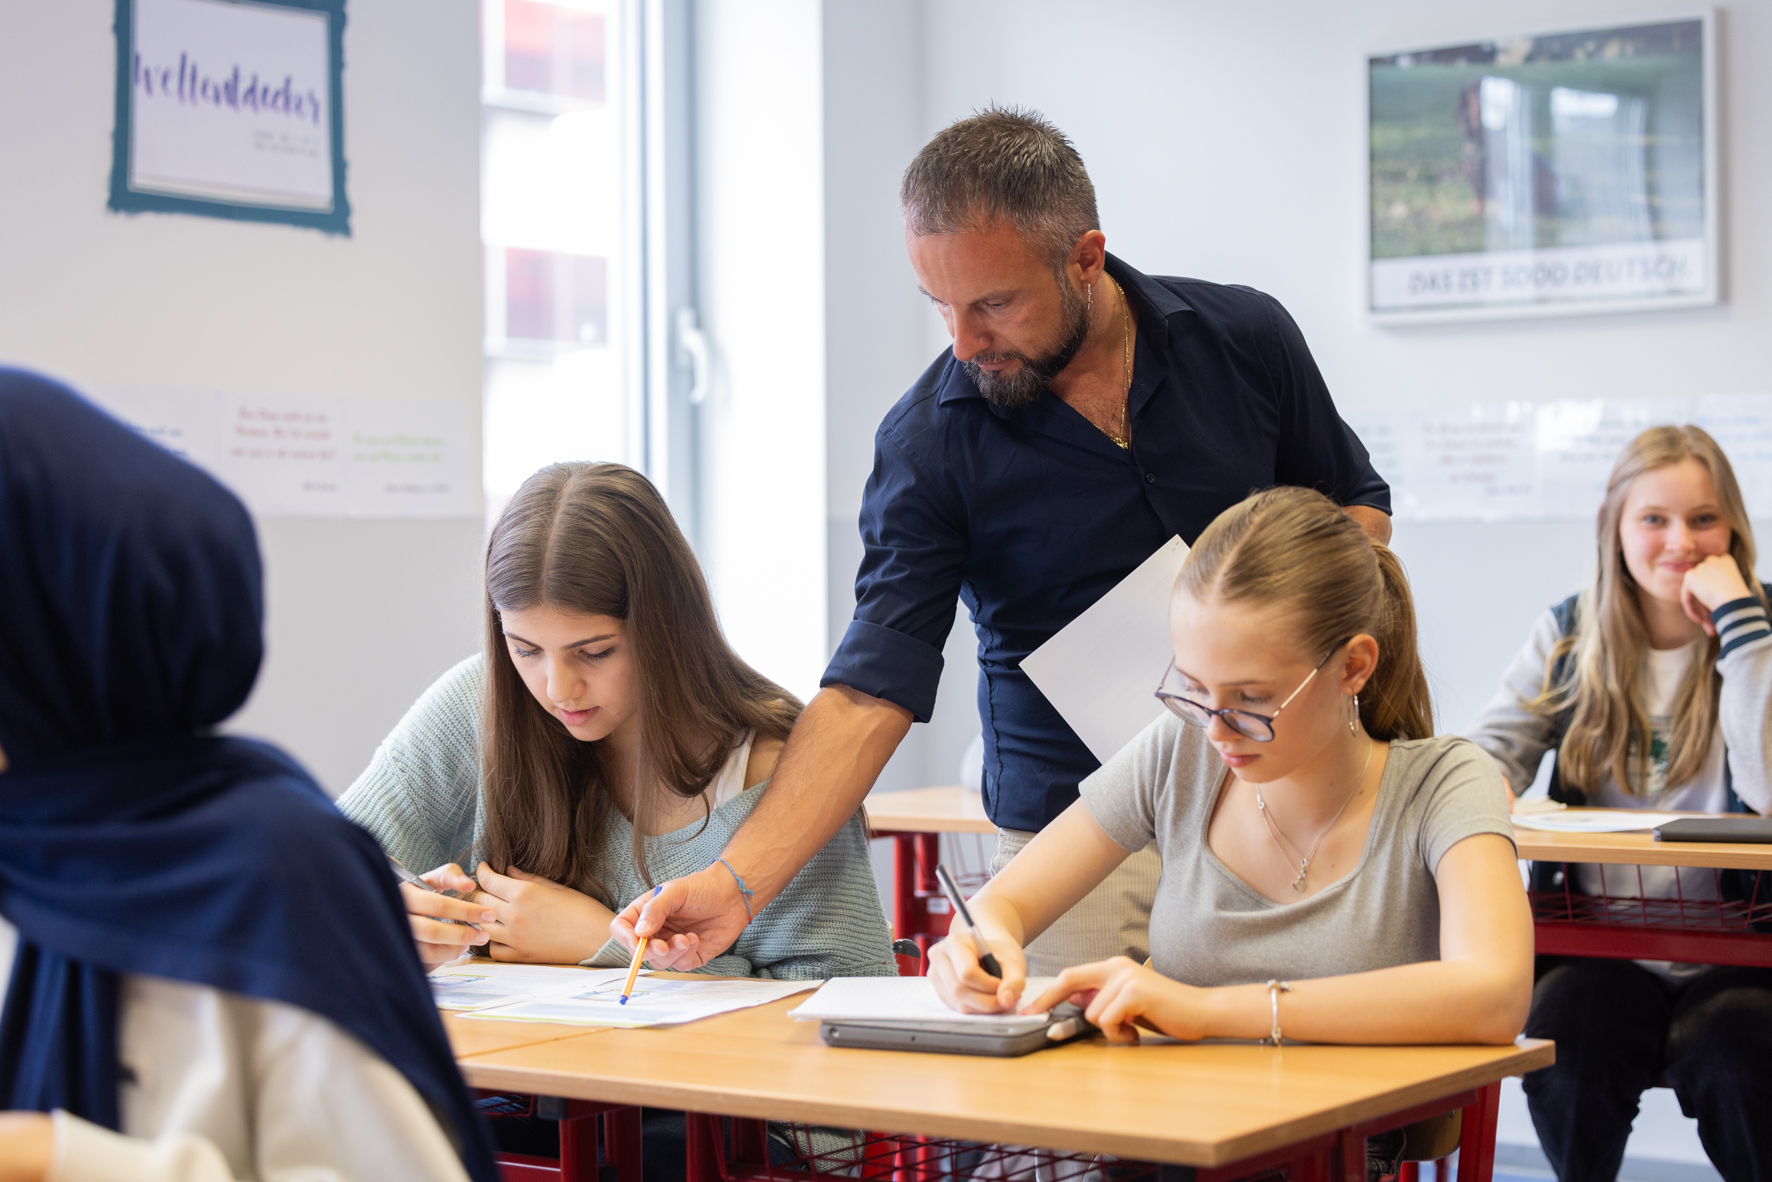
0,369,498,1182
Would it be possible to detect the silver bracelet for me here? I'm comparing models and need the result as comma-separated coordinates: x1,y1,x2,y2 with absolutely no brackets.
1266,979,1292,1045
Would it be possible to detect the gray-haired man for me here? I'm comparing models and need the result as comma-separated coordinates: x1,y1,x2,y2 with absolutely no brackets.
619,106,1392,976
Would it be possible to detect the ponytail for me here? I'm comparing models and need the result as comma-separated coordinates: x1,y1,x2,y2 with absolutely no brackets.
1363,542,1433,741
1176,487,1433,741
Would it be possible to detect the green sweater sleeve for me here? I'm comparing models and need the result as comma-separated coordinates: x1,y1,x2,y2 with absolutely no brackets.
336,655,488,875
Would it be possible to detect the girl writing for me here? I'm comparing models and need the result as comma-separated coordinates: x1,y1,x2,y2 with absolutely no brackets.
929,487,1532,1060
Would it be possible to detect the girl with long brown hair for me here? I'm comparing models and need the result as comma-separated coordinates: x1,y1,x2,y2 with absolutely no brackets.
928,487,1531,1069
1467,425,1772,1182
337,462,893,981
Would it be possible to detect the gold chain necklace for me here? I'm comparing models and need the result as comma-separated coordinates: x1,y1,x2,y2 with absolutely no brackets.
1102,278,1132,449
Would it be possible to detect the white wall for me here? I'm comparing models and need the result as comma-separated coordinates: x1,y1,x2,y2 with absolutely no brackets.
0,0,485,793
693,0,830,704
915,0,1772,740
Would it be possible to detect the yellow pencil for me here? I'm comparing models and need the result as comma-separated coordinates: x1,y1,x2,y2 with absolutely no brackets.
620,885,661,1005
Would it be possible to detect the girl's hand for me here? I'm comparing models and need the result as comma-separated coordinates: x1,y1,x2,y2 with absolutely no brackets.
1020,957,1195,1044
0,1112,53,1182
926,930,1027,1013
473,864,618,964
1681,553,1754,636
401,862,494,972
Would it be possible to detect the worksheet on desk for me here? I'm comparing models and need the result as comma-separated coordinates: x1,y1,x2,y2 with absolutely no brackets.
1511,810,1687,833
465,975,818,1027
428,963,631,1011
789,975,1064,1028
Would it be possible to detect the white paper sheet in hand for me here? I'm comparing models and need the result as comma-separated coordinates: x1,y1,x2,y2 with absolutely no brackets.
789,975,1062,1028
1020,536,1189,764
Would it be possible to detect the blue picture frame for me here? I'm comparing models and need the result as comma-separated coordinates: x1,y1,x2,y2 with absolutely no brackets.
109,0,351,236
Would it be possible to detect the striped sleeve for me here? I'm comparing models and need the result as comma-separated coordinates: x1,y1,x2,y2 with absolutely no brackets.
1713,597,1772,659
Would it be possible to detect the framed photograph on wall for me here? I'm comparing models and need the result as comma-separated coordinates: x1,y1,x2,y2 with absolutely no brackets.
1367,13,1715,323
110,0,350,235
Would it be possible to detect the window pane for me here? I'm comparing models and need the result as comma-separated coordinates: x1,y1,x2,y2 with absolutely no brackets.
503,248,607,344
503,0,604,102
482,0,633,516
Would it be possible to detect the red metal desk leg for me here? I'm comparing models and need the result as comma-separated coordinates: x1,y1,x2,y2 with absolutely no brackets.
1455,1081,1500,1182
606,1107,643,1182
685,1112,722,1182
892,833,917,943
557,1108,599,1182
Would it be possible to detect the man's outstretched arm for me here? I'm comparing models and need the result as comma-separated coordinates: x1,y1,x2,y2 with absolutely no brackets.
610,683,912,968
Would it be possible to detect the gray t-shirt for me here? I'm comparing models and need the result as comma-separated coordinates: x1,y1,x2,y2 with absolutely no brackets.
1081,715,1514,987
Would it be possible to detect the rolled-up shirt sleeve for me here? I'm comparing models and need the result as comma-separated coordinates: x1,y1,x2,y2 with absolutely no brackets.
822,426,966,723
1261,293,1391,514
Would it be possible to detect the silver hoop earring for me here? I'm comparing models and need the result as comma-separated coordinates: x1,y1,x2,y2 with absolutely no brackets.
1348,693,1360,735
1086,283,1094,316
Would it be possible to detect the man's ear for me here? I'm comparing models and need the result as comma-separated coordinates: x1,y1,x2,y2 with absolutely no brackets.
1068,229,1108,285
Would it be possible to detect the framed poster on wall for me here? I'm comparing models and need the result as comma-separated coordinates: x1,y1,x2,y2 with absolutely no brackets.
1367,13,1715,323
109,0,350,235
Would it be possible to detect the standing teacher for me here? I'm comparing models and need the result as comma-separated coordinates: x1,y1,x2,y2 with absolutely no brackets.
617,107,1392,975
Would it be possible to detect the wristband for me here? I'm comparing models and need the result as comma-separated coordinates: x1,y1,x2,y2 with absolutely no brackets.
714,857,755,920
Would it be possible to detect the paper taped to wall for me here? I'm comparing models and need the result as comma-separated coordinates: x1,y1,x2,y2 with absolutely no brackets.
1021,536,1189,765
1343,393,1772,525
88,385,476,519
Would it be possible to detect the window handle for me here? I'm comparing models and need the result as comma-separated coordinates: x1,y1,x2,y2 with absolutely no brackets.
675,306,710,406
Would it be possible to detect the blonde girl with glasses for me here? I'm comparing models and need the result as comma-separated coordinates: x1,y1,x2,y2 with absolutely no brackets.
927,486,1532,1059
1467,425,1772,1182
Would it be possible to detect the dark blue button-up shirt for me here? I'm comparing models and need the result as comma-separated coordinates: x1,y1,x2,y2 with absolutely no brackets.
824,256,1390,833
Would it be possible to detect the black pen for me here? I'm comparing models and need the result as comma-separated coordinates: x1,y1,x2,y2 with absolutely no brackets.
934,863,1004,979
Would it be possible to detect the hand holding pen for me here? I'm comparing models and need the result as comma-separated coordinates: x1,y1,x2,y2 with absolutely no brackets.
388,855,495,972
934,864,1003,977
926,864,1028,1015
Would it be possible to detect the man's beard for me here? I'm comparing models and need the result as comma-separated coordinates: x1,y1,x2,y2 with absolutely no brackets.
962,275,1091,410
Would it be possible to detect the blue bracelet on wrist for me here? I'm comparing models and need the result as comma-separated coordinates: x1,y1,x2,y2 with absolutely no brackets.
714,857,755,920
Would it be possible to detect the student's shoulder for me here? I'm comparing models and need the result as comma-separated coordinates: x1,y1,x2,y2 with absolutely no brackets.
1386,736,1509,814
1087,711,1219,800
403,655,487,728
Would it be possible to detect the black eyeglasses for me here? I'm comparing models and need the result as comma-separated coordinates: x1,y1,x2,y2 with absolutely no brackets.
1153,647,1340,743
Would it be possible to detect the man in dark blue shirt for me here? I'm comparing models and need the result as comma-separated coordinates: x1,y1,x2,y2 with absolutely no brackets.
618,107,1390,975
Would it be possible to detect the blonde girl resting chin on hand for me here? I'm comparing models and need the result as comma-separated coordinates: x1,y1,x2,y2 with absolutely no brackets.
927,486,1534,1050
1466,425,1772,1182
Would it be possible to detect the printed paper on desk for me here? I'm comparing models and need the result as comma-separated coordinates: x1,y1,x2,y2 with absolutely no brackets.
1511,810,1687,833
1020,536,1189,765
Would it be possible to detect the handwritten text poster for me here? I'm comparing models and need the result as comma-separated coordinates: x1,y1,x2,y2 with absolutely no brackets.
90,387,476,519
114,0,347,232
1345,394,1772,524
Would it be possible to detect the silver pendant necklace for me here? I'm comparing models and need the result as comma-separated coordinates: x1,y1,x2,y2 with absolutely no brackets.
1256,737,1374,892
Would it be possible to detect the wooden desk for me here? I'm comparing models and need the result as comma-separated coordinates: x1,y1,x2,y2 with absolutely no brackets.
459,991,1551,1180
1511,823,1772,871
866,784,994,834
442,1011,611,1059
1513,815,1772,967
866,785,991,954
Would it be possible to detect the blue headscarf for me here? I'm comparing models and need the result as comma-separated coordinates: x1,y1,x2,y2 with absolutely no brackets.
0,369,497,1181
